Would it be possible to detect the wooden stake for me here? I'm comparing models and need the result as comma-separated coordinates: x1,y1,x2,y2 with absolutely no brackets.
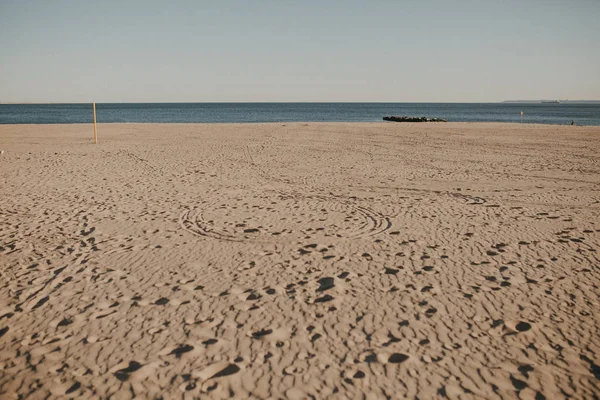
93,102,98,144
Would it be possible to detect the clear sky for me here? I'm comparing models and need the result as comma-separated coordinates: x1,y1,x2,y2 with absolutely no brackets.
1,0,599,102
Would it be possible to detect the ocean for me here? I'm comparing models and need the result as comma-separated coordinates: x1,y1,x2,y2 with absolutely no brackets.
1,103,599,125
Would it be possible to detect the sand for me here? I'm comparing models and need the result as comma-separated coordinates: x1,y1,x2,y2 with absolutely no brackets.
0,122,599,399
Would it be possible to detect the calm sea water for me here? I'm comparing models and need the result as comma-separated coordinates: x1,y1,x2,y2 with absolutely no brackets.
1,103,599,125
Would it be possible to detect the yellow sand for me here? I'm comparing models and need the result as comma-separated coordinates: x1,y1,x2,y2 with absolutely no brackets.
0,122,599,399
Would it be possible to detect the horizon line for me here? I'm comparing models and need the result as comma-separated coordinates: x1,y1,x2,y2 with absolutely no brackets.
2,100,600,105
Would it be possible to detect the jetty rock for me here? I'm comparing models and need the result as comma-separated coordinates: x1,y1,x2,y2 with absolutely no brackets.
383,116,447,122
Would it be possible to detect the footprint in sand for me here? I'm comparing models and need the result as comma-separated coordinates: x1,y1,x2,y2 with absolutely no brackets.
155,297,169,305
114,361,143,381
314,294,335,303
169,344,194,358
388,353,410,364
316,277,335,292
251,329,273,338
384,267,400,275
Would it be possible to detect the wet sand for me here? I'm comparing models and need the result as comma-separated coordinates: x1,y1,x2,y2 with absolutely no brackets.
0,122,599,399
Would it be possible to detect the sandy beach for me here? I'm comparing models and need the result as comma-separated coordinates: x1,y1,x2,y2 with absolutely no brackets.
0,122,599,399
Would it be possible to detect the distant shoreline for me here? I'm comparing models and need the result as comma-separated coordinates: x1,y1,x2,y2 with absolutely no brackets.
503,100,600,104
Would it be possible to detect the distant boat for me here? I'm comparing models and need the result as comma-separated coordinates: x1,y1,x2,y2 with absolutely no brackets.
541,100,560,104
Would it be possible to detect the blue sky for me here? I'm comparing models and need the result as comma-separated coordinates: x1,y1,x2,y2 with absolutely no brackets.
1,0,599,102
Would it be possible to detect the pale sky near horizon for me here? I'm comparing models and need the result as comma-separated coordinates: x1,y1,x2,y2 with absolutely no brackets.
1,0,599,103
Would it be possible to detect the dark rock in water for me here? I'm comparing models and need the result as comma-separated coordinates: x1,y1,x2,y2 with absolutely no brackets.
383,116,447,123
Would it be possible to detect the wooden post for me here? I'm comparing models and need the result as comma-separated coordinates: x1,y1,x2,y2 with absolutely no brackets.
93,102,98,144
